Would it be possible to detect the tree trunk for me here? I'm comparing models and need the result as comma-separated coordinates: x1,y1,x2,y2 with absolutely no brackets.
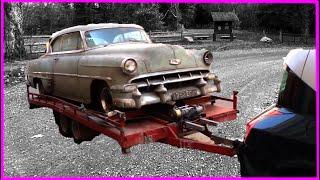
5,3,25,62
172,4,182,30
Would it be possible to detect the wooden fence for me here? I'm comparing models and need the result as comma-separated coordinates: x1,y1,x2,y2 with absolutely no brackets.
150,31,212,43
279,31,314,44
24,35,50,59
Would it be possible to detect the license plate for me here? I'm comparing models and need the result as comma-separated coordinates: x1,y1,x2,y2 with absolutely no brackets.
172,89,198,100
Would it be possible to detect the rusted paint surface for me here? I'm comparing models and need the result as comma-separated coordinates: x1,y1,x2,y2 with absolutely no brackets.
26,24,220,108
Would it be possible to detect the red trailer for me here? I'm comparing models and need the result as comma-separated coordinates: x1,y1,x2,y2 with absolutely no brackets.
27,85,241,156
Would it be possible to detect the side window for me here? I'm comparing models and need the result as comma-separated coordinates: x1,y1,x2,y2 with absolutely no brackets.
51,36,62,52
61,32,83,51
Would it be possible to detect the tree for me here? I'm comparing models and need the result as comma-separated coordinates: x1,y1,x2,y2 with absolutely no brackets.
5,3,25,62
236,4,259,30
73,3,92,25
194,4,213,28
256,5,315,34
22,3,74,35
179,4,195,28
131,4,164,31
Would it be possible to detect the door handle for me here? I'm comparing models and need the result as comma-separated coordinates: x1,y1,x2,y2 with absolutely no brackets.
54,58,59,61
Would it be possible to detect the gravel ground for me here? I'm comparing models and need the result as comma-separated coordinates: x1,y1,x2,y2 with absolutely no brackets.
4,47,291,177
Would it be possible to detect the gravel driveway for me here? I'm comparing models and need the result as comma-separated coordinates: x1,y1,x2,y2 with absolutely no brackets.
4,47,290,177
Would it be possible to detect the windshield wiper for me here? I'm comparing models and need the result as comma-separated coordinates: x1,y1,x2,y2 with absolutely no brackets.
127,39,146,43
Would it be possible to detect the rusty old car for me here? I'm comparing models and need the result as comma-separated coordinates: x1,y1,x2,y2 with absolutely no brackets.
26,23,221,112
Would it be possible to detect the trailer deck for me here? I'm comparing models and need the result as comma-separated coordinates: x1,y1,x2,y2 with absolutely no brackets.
27,85,241,156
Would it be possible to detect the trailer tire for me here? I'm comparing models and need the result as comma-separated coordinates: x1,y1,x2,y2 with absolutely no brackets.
36,80,47,95
59,115,73,138
53,111,72,138
71,120,99,144
53,111,60,125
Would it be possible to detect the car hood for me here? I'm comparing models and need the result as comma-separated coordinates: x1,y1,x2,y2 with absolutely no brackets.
87,42,199,73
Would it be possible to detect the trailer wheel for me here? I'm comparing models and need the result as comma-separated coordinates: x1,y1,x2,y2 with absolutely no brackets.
71,120,99,144
59,115,73,138
36,80,48,95
53,111,60,125
53,112,72,138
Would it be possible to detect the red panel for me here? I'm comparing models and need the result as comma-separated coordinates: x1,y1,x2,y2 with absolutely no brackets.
203,100,238,122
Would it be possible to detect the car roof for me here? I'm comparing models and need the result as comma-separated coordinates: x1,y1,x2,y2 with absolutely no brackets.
51,23,144,40
283,49,315,90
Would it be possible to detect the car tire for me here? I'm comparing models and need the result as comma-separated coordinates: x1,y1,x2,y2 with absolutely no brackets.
240,162,250,176
92,83,113,113
71,120,99,144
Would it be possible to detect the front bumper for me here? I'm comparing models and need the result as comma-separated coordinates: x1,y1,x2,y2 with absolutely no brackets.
110,75,221,109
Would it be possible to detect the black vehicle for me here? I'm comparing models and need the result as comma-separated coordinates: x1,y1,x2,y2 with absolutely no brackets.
238,49,316,176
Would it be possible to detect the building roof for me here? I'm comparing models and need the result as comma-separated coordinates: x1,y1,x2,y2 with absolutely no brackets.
210,12,239,22
51,23,144,39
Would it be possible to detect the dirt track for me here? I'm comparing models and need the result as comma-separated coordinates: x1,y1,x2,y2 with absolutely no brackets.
4,47,290,176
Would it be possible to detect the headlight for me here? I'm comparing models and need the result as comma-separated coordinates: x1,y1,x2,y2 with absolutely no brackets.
203,51,213,65
122,58,137,74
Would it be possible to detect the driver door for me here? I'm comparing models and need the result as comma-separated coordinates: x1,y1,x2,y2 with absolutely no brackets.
51,32,83,101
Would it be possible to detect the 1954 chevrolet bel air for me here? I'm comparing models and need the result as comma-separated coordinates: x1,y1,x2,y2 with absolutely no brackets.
26,23,221,112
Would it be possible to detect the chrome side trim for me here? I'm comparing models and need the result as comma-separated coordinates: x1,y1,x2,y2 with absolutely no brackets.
46,49,84,55
31,72,112,81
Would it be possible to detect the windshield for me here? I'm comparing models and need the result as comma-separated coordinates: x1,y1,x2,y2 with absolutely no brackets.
277,67,315,115
85,28,151,47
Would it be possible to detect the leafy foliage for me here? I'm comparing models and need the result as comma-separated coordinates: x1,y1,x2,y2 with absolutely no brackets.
256,5,315,34
72,3,164,31
19,3,315,35
22,3,74,35
194,4,213,28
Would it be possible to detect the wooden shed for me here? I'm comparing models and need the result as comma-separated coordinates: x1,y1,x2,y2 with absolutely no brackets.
211,12,239,41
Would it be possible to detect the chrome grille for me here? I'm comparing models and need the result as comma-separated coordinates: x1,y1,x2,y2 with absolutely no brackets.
130,70,210,91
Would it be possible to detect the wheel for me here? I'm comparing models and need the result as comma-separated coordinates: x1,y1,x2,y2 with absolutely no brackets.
92,83,113,113
36,80,47,95
99,87,112,112
58,115,72,137
53,111,60,125
240,160,250,176
71,120,99,144
53,112,72,138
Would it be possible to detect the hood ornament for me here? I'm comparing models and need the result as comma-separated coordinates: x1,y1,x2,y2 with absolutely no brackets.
170,59,181,65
